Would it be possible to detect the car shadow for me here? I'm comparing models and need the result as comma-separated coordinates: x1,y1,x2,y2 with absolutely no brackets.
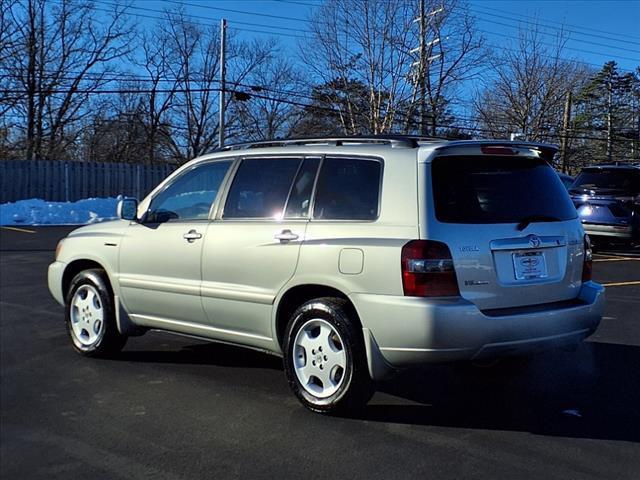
117,341,284,371
593,242,640,256
364,340,640,443
116,339,639,443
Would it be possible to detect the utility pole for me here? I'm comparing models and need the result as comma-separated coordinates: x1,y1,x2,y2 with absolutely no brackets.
411,3,443,136
419,0,427,135
606,76,613,162
560,90,572,173
218,18,227,149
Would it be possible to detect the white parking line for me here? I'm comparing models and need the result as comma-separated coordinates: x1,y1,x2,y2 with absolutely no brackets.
596,251,640,259
0,226,36,234
602,280,640,287
593,257,640,262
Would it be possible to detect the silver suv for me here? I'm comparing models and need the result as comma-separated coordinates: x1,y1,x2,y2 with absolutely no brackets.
48,136,604,413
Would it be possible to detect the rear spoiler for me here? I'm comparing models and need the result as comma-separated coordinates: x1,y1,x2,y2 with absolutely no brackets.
431,141,559,164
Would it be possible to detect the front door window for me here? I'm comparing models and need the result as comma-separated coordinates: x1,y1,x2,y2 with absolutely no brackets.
145,161,232,223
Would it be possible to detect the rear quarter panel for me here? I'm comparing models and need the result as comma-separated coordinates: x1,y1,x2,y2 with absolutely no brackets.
287,149,420,299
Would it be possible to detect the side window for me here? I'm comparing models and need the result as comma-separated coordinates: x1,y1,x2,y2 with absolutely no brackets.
223,158,301,219
313,157,382,220
284,157,321,218
145,160,232,223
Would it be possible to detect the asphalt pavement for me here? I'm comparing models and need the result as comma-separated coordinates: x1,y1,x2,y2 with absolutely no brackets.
1,226,639,479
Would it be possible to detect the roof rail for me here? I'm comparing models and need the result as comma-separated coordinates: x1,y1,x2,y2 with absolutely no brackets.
583,161,640,169
593,161,640,167
217,135,447,151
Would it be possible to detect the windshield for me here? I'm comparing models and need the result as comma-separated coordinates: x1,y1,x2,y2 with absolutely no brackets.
432,156,577,224
572,169,640,193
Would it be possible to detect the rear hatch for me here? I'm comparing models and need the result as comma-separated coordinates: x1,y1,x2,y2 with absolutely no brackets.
423,144,585,311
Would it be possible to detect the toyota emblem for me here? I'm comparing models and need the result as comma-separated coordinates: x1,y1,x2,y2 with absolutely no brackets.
529,235,541,248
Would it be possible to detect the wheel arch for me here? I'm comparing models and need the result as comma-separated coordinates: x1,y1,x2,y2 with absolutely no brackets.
62,259,112,298
274,284,362,350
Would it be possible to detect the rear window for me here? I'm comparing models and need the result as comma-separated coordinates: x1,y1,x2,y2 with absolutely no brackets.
572,169,640,193
432,156,577,224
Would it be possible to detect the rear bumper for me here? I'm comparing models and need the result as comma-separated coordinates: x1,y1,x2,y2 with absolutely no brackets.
351,281,604,370
582,222,638,240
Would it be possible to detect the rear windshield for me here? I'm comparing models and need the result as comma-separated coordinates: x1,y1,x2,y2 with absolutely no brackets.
572,169,640,193
432,156,577,224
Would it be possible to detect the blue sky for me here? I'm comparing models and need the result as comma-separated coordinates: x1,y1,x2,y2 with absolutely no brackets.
124,0,639,73
473,0,639,72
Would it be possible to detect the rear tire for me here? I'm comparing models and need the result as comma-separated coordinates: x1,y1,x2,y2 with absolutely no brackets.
65,269,127,357
283,297,374,414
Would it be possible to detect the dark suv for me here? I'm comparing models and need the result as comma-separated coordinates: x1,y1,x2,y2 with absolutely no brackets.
569,163,640,245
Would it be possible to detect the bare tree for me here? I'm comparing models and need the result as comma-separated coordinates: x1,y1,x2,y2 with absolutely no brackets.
302,0,415,134
136,27,182,163
402,0,487,135
0,0,21,158
161,12,278,161
232,57,305,141
0,0,17,58
474,24,589,142
0,0,20,114
301,0,485,135
1,0,133,160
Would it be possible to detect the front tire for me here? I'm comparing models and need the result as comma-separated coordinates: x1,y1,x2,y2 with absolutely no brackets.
283,297,374,414
65,269,127,357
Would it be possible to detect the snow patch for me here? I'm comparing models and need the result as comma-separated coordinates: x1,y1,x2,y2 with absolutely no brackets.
562,409,583,418
0,197,120,225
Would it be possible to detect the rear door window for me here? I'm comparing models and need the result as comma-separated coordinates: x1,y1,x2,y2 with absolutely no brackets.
223,158,301,219
432,156,577,224
284,157,321,218
313,157,381,220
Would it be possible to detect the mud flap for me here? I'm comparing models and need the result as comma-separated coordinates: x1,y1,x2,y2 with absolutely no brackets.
114,295,146,336
362,327,398,381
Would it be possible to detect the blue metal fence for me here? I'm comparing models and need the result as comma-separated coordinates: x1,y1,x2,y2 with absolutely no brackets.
0,160,177,203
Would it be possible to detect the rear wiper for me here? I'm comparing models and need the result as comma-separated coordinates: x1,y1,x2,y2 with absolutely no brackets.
516,214,562,231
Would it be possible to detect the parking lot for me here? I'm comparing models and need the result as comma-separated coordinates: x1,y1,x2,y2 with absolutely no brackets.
1,226,639,479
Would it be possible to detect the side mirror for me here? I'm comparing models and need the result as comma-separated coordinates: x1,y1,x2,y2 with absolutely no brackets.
117,197,139,221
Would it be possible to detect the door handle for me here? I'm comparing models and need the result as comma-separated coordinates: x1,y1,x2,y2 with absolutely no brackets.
183,229,203,243
274,229,299,242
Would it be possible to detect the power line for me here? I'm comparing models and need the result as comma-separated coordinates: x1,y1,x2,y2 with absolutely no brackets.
74,0,309,39
261,0,640,48
159,0,310,23
5,3,637,144
2,83,635,144
273,0,323,7
160,0,639,62
473,17,640,63
469,7,640,49
80,0,637,71
469,3,640,42
1,67,636,138
131,0,309,33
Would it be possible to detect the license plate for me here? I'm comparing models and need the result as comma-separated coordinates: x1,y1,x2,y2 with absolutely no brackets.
512,251,548,280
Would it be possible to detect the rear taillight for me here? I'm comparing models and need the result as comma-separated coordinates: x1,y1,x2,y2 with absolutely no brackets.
582,234,593,282
401,240,460,297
